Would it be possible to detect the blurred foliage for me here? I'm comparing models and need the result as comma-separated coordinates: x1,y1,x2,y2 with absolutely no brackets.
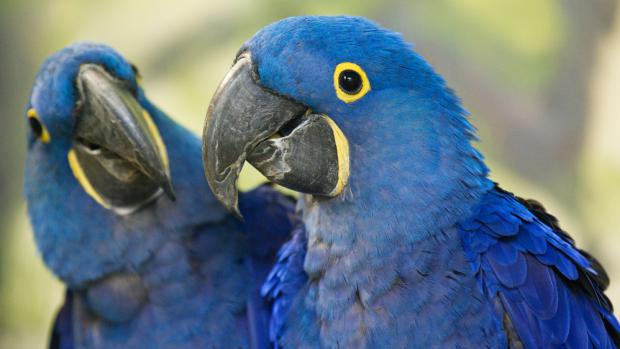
0,0,618,347
408,0,565,89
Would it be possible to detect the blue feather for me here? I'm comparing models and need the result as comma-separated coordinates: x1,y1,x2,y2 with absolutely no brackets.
487,246,527,288
49,290,74,349
459,188,620,349
261,222,307,348
540,283,571,344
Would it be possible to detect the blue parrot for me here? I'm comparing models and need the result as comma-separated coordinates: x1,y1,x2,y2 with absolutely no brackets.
202,16,620,348
25,42,295,349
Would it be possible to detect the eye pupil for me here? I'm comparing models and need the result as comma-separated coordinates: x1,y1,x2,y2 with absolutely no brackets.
338,70,362,94
28,116,44,138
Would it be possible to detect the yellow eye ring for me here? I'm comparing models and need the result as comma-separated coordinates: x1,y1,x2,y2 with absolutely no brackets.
27,108,51,143
333,62,371,104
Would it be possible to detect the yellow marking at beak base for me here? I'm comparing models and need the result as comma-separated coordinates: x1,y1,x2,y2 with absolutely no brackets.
142,110,170,172
67,149,111,209
325,116,350,196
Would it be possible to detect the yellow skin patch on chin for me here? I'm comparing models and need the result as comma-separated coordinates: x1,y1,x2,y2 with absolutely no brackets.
333,62,371,104
27,108,52,143
142,110,170,172
67,149,111,209
324,115,350,196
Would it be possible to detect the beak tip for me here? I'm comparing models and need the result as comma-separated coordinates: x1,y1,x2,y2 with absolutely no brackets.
163,181,176,202
167,192,177,202
217,192,243,219
231,206,243,220
210,184,243,219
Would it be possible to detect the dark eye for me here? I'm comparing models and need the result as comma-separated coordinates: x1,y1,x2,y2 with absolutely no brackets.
29,116,44,138
338,70,363,95
333,62,371,103
27,108,51,143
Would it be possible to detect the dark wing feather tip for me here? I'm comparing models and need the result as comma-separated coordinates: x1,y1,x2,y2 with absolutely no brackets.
459,186,619,349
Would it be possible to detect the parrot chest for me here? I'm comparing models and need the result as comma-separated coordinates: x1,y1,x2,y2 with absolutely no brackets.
282,226,505,349
71,227,250,349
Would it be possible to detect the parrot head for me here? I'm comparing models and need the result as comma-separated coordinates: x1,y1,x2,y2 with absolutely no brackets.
203,16,489,218
26,42,174,214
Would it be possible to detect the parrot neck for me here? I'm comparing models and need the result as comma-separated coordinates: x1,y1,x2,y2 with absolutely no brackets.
72,222,251,349
291,104,498,346
300,137,491,256
304,96,493,244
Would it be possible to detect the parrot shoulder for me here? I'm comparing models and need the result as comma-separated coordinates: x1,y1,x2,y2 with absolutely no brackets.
459,186,620,349
513,192,610,290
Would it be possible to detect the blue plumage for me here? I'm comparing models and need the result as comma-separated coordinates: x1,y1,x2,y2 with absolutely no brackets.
238,186,300,349
459,187,619,349
232,16,620,348
261,220,307,349
49,290,74,349
25,43,294,349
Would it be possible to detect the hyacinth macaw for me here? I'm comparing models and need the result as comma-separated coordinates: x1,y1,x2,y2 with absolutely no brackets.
202,16,620,348
25,42,295,349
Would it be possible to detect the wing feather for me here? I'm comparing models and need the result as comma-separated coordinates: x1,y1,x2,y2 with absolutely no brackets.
459,186,619,349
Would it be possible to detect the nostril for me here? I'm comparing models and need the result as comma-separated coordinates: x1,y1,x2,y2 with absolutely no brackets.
87,143,101,152
76,137,102,154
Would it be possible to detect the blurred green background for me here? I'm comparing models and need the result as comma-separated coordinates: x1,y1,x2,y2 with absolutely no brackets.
1,0,619,347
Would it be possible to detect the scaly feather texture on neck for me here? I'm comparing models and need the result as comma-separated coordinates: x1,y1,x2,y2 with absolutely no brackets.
285,92,498,348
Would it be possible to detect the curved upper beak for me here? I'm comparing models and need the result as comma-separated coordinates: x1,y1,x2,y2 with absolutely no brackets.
202,54,349,217
71,64,175,211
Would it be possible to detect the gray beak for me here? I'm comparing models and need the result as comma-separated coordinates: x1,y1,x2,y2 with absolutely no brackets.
202,53,349,217
70,64,175,212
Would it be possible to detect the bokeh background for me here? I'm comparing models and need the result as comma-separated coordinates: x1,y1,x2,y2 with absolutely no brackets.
1,0,619,347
